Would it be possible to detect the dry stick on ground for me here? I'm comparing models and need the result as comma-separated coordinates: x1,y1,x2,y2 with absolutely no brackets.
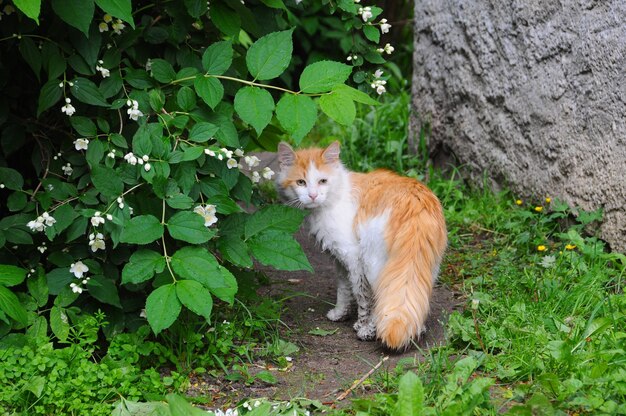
335,356,389,402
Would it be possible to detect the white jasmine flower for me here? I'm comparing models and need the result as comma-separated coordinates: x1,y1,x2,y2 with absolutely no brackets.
285,356,293,362
145,59,152,71
383,43,395,54
217,153,223,160
371,79,387,95
27,219,45,232
123,152,138,165
61,163,73,176
244,155,260,168
126,99,143,121
98,22,109,32
0,184,4,189
139,309,147,318
88,233,106,252
103,14,113,23
142,154,149,162
91,212,105,227
61,98,76,116
262,166,274,180
358,6,372,22
41,212,56,227
107,151,116,159
380,18,391,34
70,282,83,294
95,64,110,78
374,69,384,78
37,243,47,253
251,171,260,183
204,148,216,157
226,158,238,169
117,196,125,209
47,184,54,191
106,214,113,221
69,261,89,278
74,138,89,151
220,148,234,158
144,163,151,172
111,19,125,35
234,148,244,157
193,204,218,227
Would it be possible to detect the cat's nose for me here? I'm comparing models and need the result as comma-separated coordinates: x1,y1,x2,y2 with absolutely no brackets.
309,192,317,201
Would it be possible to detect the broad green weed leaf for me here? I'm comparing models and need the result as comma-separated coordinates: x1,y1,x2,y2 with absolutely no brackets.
246,29,293,81
194,76,224,110
167,211,215,244
176,86,196,111
37,79,63,117
19,37,42,79
234,86,274,136
249,230,313,272
184,0,208,18
90,166,123,198
210,267,238,305
0,265,26,287
27,270,49,307
0,168,24,190
146,284,181,334
150,59,176,83
87,275,122,308
50,305,70,341
71,77,109,107
245,205,307,239
94,0,134,27
201,41,233,75
170,247,224,289
51,0,94,36
188,121,219,143
121,249,165,284
319,91,355,126
119,215,164,245
333,84,379,105
275,94,316,144
209,3,240,36
299,60,352,93
176,280,213,321
217,236,253,268
393,372,424,416
13,0,41,24
70,116,97,136
166,394,208,416
363,25,380,43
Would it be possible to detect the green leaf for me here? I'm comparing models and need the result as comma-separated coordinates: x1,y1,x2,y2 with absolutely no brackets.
319,91,356,126
392,372,424,416
255,370,278,384
7,193,27,212
308,327,338,336
166,194,194,210
41,43,66,79
71,77,109,107
210,267,237,305
170,247,224,289
0,168,24,191
19,37,42,79
0,265,27,287
249,231,312,272
245,205,307,239
234,86,275,136
333,84,379,105
275,94,316,144
176,280,213,321
363,25,380,43
201,41,233,75
119,215,164,245
145,284,181,335
188,122,219,143
166,394,208,416
51,0,94,36
184,0,208,18
94,0,134,28
246,29,293,81
194,76,224,110
167,211,214,244
37,79,63,117
209,3,240,37
299,61,352,93
13,0,42,24
91,165,123,198
176,86,196,112
181,146,204,162
87,275,122,308
50,306,70,341
27,271,49,307
217,236,252,268
0,285,28,326
150,59,176,83
70,116,97,136
85,139,106,168
46,268,72,295
122,250,165,284
148,89,165,112
48,203,77,238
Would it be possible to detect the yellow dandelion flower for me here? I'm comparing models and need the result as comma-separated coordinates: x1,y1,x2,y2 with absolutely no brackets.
534,206,543,212
515,199,523,205
545,197,551,203
537,245,547,251
565,244,576,250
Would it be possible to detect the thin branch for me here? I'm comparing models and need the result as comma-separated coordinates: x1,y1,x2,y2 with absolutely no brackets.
335,356,389,401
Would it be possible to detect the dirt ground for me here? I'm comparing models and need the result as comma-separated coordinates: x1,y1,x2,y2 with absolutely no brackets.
189,153,464,408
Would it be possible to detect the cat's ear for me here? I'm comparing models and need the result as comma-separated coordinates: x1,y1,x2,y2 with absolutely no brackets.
322,141,341,164
277,142,296,167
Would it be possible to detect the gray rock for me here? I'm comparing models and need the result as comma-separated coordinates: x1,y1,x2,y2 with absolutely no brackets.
410,0,626,252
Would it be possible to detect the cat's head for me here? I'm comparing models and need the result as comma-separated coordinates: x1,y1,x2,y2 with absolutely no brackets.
276,141,343,209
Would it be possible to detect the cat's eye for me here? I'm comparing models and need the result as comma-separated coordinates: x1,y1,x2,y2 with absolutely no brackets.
296,179,306,186
319,179,328,184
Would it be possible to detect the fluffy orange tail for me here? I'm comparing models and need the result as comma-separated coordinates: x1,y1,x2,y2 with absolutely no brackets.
373,202,447,350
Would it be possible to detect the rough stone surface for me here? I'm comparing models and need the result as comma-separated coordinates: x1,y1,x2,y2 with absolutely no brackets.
409,0,626,252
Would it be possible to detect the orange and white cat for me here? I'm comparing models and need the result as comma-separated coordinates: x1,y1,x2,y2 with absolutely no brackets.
277,141,447,350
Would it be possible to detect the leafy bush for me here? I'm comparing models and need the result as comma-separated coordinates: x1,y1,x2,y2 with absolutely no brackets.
0,0,395,344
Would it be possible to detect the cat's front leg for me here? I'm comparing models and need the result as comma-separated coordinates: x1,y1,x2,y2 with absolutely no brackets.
326,262,353,321
352,274,376,341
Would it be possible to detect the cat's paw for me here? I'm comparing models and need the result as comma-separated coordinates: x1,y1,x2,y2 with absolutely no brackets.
326,307,350,322
356,324,376,341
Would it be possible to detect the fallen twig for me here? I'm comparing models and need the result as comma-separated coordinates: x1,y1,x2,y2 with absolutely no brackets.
335,356,389,401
